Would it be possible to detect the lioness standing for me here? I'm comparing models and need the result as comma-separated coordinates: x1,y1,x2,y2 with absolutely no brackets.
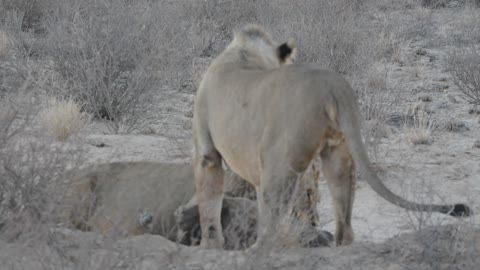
193,25,471,249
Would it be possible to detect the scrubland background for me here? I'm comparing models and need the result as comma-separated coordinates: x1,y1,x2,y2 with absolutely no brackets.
1,0,480,269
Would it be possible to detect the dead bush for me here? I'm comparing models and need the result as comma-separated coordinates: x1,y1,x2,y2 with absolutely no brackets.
174,0,377,91
0,95,83,242
256,0,371,76
0,58,47,99
44,0,164,133
0,0,54,34
27,0,382,134
0,62,83,242
447,47,480,105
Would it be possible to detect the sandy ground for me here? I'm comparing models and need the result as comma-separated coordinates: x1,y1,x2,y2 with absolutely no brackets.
2,224,479,270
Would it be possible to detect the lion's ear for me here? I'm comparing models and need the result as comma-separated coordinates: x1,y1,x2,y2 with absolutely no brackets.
277,38,296,65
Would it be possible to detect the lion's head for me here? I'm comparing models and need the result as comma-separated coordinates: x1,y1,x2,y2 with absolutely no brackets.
220,24,296,70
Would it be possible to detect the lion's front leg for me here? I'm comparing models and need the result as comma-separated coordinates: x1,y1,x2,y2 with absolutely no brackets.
194,150,225,249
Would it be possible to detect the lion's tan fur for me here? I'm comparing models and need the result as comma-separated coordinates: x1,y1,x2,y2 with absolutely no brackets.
193,24,470,249
62,162,196,239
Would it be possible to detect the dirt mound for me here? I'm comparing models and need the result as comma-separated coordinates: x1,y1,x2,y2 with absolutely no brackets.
1,225,478,270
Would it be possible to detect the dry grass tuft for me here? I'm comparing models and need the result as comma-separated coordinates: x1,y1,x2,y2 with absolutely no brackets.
408,110,435,145
40,97,90,141
0,31,13,57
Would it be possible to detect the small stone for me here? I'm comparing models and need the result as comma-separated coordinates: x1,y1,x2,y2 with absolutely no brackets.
468,107,480,115
416,49,427,56
92,142,108,148
139,212,153,227
419,95,432,102
444,120,469,132
473,140,480,148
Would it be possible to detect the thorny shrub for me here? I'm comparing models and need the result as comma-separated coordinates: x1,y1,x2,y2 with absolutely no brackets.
0,95,83,242
448,46,480,106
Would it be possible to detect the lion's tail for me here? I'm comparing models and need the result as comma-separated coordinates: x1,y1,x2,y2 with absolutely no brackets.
336,97,471,217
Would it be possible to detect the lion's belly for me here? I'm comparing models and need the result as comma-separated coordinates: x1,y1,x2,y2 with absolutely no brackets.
223,151,261,187
209,114,263,187
214,133,262,187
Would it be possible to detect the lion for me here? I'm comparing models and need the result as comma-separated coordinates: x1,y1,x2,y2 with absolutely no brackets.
192,24,471,249
61,161,327,248
62,162,197,239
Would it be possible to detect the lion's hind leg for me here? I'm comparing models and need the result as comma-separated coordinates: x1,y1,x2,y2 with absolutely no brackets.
320,138,356,246
194,150,225,249
254,161,305,249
